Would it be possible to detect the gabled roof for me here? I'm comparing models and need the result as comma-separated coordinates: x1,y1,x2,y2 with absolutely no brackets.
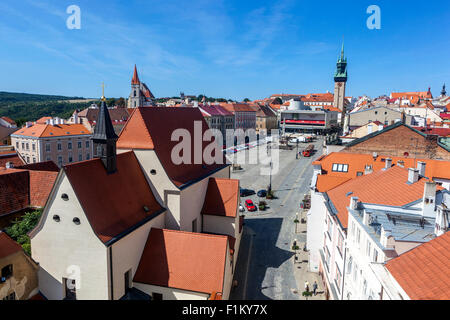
17,161,59,172
326,166,438,229
386,231,450,300
63,151,165,244
134,228,228,295
0,232,23,259
117,107,229,189
201,178,239,218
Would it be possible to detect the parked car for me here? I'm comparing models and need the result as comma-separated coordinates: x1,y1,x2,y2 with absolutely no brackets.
257,190,267,197
240,188,255,197
245,199,257,212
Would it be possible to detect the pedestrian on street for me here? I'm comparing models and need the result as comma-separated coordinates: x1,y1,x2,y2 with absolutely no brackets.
313,281,318,296
304,281,310,293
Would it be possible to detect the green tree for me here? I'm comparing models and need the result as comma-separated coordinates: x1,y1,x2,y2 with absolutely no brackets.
6,210,42,255
116,97,126,107
243,98,250,102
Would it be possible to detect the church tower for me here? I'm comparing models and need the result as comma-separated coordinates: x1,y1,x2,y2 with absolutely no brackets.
128,65,143,108
92,90,118,174
334,42,348,127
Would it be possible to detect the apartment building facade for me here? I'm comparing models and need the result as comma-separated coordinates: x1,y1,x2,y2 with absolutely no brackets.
11,118,93,167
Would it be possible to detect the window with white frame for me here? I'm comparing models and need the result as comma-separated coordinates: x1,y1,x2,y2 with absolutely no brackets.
356,228,361,245
366,240,371,257
335,264,342,291
332,163,349,172
373,248,378,262
327,216,333,238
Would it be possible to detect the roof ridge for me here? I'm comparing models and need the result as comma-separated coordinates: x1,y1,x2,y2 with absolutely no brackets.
159,228,229,240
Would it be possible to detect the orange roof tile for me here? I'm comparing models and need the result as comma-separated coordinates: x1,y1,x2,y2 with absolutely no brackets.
117,107,229,188
63,151,164,244
386,231,450,300
201,178,239,217
29,170,58,207
36,116,52,124
13,123,90,138
314,152,450,184
0,232,23,259
221,103,257,113
0,152,24,168
327,166,438,228
134,228,228,295
316,175,351,193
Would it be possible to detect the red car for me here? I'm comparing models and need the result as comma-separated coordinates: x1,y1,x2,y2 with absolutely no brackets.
245,199,257,212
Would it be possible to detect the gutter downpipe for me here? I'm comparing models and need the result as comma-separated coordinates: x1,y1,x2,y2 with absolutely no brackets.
341,245,347,300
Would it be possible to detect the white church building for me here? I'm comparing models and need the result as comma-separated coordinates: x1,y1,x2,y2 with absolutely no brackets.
29,101,243,300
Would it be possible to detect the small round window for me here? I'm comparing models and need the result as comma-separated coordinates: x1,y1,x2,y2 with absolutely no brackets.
73,217,81,225
61,193,69,201
150,169,156,175
53,215,60,222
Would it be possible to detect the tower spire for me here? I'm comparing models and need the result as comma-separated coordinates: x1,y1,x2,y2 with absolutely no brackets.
92,89,118,174
132,64,140,85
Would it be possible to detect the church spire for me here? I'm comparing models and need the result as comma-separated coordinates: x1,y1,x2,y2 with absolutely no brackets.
92,87,118,174
442,84,447,96
132,64,140,85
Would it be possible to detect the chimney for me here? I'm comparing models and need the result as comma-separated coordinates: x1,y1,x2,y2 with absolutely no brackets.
385,158,392,169
349,197,359,210
364,164,373,175
193,101,199,108
362,210,372,226
25,122,33,128
73,111,79,124
422,182,437,217
417,161,426,176
378,124,384,131
49,118,55,126
397,160,405,168
408,168,419,184
5,162,13,169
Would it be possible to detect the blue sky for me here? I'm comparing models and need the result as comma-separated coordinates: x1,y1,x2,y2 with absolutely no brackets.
0,0,449,100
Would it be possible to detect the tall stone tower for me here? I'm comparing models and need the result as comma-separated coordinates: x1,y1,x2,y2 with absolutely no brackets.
92,92,118,174
128,65,144,108
334,42,348,127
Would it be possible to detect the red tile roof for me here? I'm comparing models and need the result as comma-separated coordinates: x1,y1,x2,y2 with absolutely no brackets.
0,231,23,259
316,175,351,193
386,231,450,300
327,166,438,229
17,161,59,172
413,126,450,137
29,170,58,207
63,151,164,244
1,116,16,126
221,103,257,113
0,152,24,168
13,123,90,138
201,178,239,218
0,169,29,215
313,152,450,186
134,228,228,295
117,107,229,188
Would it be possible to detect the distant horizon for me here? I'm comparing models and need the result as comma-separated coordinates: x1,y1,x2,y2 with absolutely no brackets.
0,0,448,101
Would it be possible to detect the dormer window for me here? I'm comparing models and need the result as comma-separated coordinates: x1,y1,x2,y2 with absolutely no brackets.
332,163,348,172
